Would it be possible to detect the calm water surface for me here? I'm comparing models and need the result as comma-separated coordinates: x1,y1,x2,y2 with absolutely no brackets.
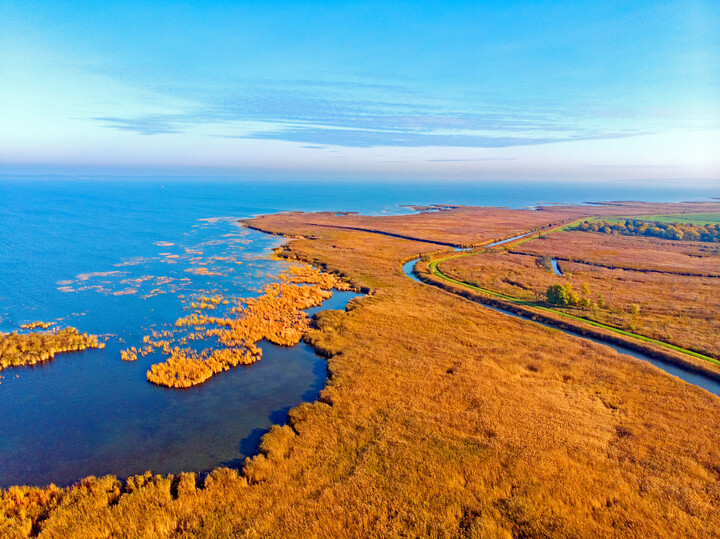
0,177,718,487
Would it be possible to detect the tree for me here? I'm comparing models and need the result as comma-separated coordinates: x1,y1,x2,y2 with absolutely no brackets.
546,284,569,306
566,285,580,306
574,218,718,243
546,283,579,307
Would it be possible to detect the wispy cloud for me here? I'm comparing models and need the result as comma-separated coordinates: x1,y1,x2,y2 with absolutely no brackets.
90,80,646,148
239,127,565,148
95,116,186,135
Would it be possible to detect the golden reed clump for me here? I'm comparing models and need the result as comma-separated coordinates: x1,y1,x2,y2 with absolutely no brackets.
280,264,352,291
121,330,178,362
120,347,138,361
145,264,348,388
19,321,54,330
0,482,64,536
0,327,104,371
190,294,228,310
146,346,261,388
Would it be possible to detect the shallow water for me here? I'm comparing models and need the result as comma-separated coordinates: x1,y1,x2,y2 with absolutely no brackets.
0,291,358,488
1,177,718,488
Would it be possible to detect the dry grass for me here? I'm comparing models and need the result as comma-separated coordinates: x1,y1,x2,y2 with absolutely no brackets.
441,251,720,359
512,231,720,276
0,328,104,372
247,206,584,247
19,322,54,330
2,203,720,538
147,264,350,388
247,201,720,248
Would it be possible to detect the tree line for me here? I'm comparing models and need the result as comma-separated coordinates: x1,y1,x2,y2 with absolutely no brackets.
575,219,720,242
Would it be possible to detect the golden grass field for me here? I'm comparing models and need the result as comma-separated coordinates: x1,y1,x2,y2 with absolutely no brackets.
2,202,720,538
441,240,720,358
249,200,720,247
512,231,720,276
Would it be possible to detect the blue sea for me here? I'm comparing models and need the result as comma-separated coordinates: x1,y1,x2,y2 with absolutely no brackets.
0,176,718,488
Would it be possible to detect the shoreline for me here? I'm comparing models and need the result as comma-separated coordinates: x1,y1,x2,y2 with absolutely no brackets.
4,201,720,537
0,228,359,492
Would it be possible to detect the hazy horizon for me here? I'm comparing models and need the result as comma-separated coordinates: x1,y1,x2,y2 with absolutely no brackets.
2,1,719,182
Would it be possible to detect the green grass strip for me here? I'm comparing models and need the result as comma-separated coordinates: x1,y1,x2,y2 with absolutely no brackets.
427,253,720,367
496,218,591,249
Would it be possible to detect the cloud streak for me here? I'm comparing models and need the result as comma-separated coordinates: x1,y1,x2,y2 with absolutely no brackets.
92,83,645,148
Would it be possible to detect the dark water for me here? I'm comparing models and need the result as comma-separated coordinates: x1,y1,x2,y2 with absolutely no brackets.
1,177,718,488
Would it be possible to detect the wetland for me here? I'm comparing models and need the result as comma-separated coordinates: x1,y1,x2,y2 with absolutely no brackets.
2,179,720,538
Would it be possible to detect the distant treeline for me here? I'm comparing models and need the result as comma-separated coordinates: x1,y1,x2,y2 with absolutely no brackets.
576,220,720,242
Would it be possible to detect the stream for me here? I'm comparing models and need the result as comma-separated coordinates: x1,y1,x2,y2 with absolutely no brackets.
402,235,720,398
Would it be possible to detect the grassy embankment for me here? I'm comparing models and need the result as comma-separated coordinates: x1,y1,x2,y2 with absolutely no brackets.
507,224,720,356
425,223,720,371
439,251,720,360
2,203,720,538
428,256,719,366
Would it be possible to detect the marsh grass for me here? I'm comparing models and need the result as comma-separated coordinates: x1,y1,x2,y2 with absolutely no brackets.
3,203,720,538
441,251,720,358
0,328,104,372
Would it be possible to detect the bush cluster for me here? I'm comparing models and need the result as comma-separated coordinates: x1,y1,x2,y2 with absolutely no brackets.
545,282,606,310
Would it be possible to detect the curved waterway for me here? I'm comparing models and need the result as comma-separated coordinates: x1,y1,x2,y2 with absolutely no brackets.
402,242,720,399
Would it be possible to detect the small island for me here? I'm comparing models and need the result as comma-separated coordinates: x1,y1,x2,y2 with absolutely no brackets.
0,327,104,372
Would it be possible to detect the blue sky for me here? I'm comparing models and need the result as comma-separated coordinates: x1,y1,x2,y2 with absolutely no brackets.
1,0,718,181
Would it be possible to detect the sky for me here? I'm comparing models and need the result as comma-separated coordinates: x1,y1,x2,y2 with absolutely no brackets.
1,0,719,181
